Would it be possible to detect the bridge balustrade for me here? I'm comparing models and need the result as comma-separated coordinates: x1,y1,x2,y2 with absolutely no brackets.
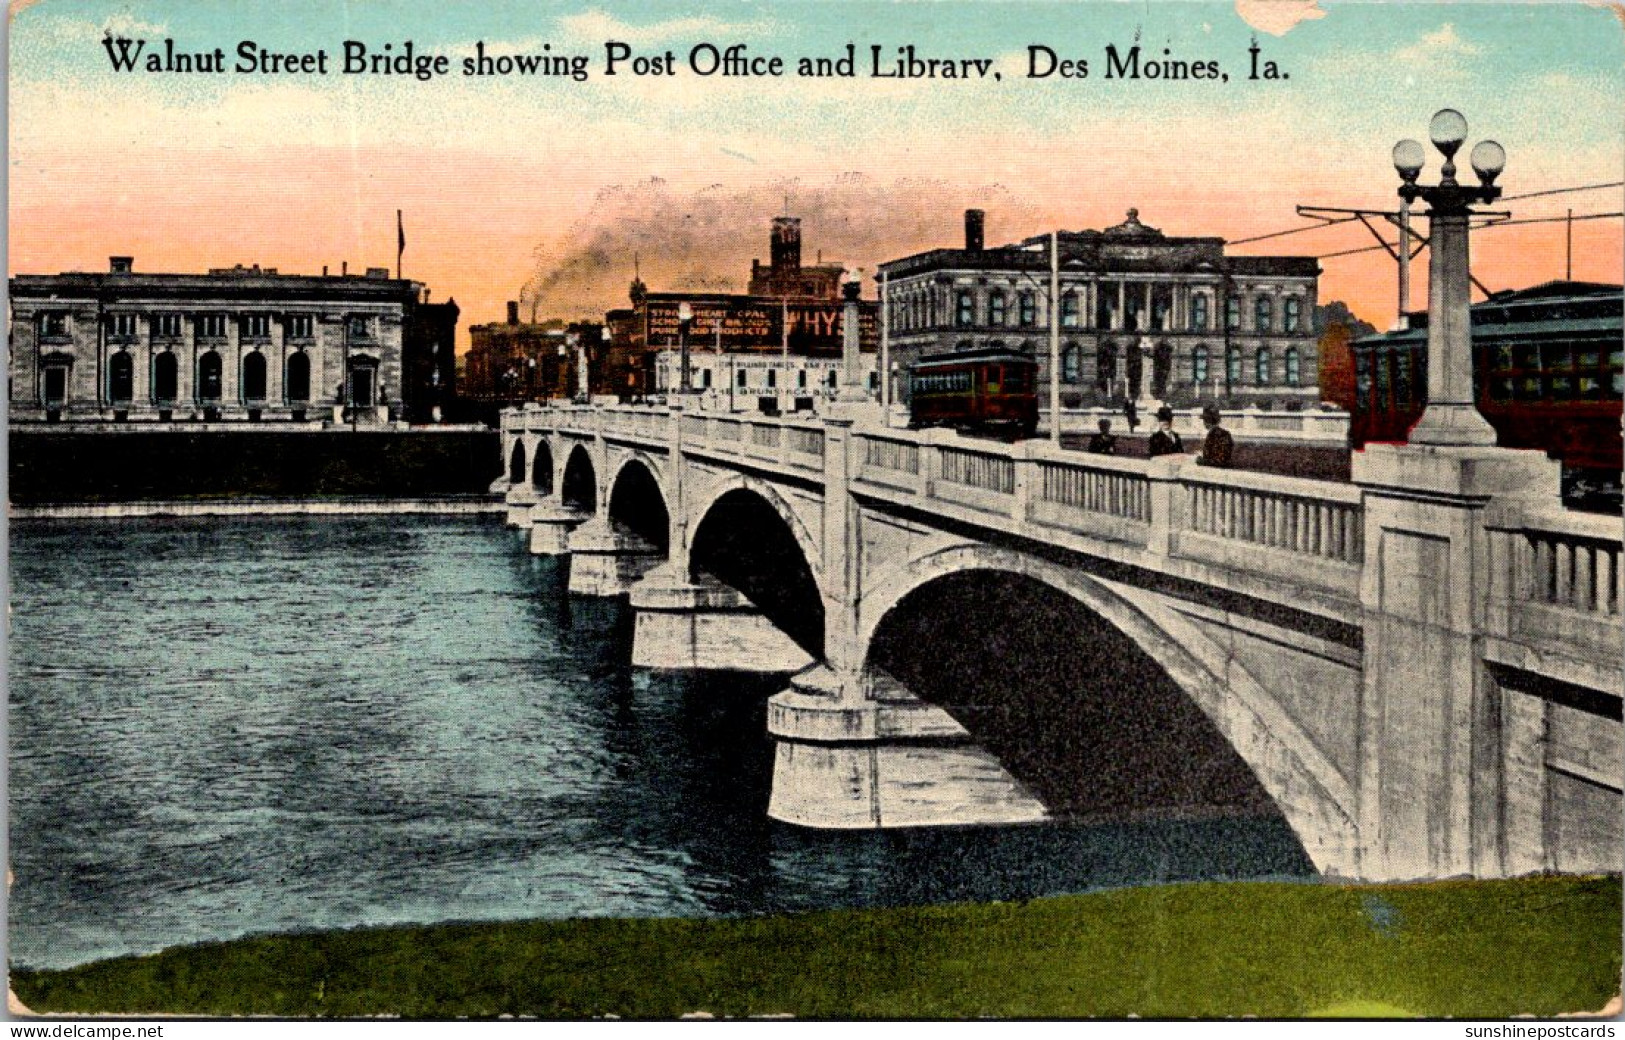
1488,505,1624,667
785,426,825,461
1181,471,1364,566
1035,458,1151,524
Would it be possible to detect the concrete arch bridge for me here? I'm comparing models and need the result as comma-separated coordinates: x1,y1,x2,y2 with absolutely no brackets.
499,401,1621,882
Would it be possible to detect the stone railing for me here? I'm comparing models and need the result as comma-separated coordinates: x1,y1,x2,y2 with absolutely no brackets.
504,405,1370,606
1488,505,1623,665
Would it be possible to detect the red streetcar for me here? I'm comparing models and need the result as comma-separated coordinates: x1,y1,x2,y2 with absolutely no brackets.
1348,281,1622,506
907,348,1039,439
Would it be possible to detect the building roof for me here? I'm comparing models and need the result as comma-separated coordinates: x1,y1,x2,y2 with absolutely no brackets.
11,263,424,303
1354,280,1623,347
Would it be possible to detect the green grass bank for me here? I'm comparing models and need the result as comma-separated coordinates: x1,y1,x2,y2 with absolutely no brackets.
12,876,1620,1019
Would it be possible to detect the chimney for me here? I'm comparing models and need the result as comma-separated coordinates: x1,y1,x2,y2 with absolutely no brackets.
109,256,133,274
342,261,348,276
507,301,519,325
771,216,802,272
964,210,985,252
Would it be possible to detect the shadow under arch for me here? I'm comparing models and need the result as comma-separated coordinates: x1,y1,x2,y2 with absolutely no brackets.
861,545,1356,873
607,456,669,553
689,486,824,658
561,444,597,514
508,440,527,486
531,440,554,496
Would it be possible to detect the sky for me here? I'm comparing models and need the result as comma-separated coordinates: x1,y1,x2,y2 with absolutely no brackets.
9,0,1624,349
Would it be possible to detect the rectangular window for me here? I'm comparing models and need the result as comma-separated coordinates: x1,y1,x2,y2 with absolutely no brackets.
956,291,974,327
989,292,1006,326
1284,298,1302,333
286,315,314,340
1019,292,1037,327
766,369,777,389
197,314,227,338
1061,294,1079,328
349,315,371,339
109,313,138,339
153,314,183,338
1225,296,1241,332
242,314,271,339
40,312,68,337
1190,296,1209,331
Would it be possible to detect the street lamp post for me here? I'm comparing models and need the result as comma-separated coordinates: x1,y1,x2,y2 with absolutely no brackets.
677,302,694,395
1394,108,1504,447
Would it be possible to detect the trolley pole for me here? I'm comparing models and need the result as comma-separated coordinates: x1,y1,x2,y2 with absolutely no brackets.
1048,230,1061,443
1396,196,1412,327
879,269,890,415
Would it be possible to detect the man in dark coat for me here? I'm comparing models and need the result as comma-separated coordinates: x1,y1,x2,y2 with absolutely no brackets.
1196,404,1235,467
1147,405,1184,457
1087,418,1117,454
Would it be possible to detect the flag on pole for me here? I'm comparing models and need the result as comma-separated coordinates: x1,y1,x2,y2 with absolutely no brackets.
396,210,405,279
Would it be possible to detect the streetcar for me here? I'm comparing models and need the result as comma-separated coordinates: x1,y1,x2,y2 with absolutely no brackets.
907,348,1039,438
1347,280,1622,508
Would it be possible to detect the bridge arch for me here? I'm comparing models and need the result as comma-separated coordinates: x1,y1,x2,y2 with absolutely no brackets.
561,443,597,514
530,439,554,496
688,478,825,657
859,543,1357,875
607,455,670,552
508,440,527,486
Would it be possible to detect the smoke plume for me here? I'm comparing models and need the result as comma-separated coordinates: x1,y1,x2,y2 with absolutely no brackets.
518,175,1046,320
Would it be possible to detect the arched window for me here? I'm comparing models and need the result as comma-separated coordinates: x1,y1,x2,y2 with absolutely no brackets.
1060,292,1079,328
1255,348,1272,385
198,351,223,401
1226,296,1241,331
1284,297,1302,333
1255,297,1273,333
956,290,974,327
1019,292,1037,327
1226,346,1242,384
1190,295,1209,331
1096,341,1117,392
242,351,267,401
109,351,134,403
154,352,179,402
1192,346,1210,385
1284,347,1301,385
1152,342,1173,397
988,291,1006,326
1061,343,1081,383
285,351,310,402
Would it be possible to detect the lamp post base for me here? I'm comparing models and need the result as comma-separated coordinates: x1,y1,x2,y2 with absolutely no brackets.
1408,404,1499,448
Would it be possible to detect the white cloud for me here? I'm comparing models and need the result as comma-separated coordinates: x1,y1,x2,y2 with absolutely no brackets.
555,10,777,48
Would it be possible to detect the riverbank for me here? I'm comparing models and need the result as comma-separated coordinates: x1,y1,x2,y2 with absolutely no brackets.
11,875,1619,1019
9,496,504,519
8,427,500,503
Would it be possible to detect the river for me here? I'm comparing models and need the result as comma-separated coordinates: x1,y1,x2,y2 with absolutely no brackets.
8,514,1312,970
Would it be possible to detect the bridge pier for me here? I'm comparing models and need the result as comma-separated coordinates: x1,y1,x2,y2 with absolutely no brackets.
504,484,537,529
628,564,814,672
565,517,664,596
766,666,1049,829
528,506,586,555
1353,443,1564,882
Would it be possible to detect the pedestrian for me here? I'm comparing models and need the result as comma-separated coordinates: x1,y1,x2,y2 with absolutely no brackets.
1123,399,1140,433
1147,405,1184,457
1087,418,1117,455
1195,404,1234,468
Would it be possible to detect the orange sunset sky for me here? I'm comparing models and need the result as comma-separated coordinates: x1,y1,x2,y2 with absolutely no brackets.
10,1,1623,349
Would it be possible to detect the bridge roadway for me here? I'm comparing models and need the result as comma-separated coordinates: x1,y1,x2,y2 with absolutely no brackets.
498,400,1622,883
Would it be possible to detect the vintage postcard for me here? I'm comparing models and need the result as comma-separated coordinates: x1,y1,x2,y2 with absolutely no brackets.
6,0,1623,1025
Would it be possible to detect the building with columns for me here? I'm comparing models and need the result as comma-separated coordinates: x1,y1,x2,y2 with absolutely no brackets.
877,209,1321,410
9,257,458,425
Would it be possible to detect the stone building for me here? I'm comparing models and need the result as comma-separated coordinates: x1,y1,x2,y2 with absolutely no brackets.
610,215,878,399
876,209,1321,409
8,257,457,424
464,303,570,402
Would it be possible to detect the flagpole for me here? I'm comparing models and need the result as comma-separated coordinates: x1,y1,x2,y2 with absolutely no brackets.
396,210,404,280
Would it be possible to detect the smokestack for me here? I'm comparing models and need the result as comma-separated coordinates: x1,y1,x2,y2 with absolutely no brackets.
964,210,985,252
771,216,802,272
507,301,519,325
342,261,348,276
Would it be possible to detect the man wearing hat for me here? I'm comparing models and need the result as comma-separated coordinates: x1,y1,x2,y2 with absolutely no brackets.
1195,404,1234,468
1147,405,1184,457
